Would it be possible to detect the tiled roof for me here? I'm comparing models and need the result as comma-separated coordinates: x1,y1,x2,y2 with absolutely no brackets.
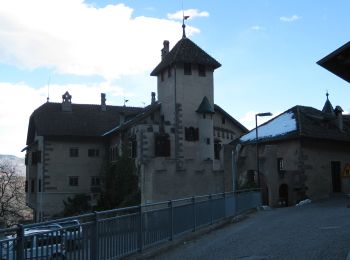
26,102,143,145
238,105,350,145
151,37,221,76
214,104,248,133
103,102,161,136
196,96,215,114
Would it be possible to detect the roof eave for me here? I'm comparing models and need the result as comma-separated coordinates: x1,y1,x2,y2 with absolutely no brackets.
317,41,350,83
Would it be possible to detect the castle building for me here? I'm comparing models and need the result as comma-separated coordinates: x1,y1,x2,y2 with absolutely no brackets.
24,30,247,220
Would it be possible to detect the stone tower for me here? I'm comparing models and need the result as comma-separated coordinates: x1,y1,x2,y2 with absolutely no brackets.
151,35,221,166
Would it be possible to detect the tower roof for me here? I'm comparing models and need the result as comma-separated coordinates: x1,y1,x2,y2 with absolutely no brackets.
196,96,215,114
151,37,221,76
322,93,335,115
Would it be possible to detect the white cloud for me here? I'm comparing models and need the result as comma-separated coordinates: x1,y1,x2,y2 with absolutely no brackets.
251,25,264,31
0,1,200,80
167,9,209,20
0,81,130,157
280,15,301,22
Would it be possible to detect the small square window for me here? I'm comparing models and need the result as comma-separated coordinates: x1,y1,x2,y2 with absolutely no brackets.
155,135,170,157
31,179,35,193
198,64,206,76
31,151,41,165
214,142,221,160
69,176,79,186
88,149,100,157
91,176,100,186
277,158,284,173
222,117,226,124
110,146,118,161
184,63,192,75
70,148,79,157
185,127,199,142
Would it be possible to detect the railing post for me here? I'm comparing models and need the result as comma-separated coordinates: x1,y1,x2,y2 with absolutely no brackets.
138,205,143,252
90,211,99,260
168,200,174,241
192,196,196,232
234,191,238,216
209,194,213,225
223,192,227,217
16,224,24,260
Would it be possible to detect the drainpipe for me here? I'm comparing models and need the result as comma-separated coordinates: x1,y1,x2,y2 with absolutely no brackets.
174,64,179,167
232,150,236,192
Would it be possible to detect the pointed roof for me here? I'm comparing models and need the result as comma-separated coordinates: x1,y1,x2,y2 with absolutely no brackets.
196,96,215,114
151,37,221,76
322,93,335,115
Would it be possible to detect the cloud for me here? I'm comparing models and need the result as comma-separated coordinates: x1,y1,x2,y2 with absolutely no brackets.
0,81,130,157
167,9,209,20
251,25,264,31
280,15,301,22
0,1,200,80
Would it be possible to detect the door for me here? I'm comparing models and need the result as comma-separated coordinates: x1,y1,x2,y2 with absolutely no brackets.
331,161,341,193
279,184,288,207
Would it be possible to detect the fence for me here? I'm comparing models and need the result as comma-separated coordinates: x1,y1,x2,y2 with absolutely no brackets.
0,189,261,259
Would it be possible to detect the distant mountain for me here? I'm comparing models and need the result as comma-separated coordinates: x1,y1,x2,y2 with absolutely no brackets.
0,154,25,176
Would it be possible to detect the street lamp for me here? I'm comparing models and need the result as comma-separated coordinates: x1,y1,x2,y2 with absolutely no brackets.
255,112,272,188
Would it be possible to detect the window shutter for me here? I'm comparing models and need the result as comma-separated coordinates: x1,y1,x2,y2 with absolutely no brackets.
195,128,199,140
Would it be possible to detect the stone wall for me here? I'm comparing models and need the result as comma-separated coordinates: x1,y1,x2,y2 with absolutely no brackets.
27,136,106,219
226,138,350,207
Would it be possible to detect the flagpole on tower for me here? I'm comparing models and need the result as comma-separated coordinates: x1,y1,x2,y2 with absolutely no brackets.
182,13,190,38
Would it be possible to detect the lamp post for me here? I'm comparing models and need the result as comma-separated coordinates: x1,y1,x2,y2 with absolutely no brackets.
255,112,272,188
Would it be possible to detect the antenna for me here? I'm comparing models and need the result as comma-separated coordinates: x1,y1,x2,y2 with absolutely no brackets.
47,75,51,102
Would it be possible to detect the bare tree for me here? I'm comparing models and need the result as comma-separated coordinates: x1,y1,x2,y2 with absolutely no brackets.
0,159,28,227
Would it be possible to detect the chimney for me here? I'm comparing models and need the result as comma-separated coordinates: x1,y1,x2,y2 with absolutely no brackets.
161,40,170,60
61,91,72,111
334,106,343,131
151,92,156,104
101,93,106,111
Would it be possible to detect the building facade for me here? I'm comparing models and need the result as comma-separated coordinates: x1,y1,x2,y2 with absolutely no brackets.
226,96,350,207
25,34,247,220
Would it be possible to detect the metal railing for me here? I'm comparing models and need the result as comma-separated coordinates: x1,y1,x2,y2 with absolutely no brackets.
0,190,261,259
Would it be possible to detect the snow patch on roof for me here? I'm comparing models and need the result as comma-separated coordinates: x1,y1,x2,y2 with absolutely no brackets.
240,112,297,142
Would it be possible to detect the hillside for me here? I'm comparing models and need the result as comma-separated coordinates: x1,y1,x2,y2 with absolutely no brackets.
0,154,25,176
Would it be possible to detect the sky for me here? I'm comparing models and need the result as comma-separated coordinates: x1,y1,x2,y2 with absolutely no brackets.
1,0,350,158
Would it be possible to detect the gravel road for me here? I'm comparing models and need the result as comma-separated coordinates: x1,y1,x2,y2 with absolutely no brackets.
154,195,350,260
